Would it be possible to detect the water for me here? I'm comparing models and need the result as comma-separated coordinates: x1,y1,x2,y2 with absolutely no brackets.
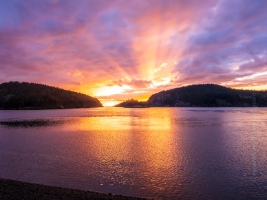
0,107,267,199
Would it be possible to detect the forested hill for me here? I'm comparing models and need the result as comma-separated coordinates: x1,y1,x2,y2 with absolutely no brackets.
0,82,102,109
148,84,267,107
114,99,148,108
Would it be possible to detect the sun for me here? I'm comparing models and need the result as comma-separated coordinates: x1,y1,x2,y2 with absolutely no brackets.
100,99,123,107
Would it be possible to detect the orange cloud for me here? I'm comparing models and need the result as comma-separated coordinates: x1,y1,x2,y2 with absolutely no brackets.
1,0,267,105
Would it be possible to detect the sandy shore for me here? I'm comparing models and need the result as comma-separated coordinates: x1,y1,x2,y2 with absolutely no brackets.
0,178,148,200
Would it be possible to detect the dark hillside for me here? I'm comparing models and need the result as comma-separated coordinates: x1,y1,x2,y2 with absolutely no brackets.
148,84,267,107
0,81,102,109
114,99,148,108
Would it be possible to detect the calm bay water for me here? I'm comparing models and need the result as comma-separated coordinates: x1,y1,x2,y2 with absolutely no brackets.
0,107,267,199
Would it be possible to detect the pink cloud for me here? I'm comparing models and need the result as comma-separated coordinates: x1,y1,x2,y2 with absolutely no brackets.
0,0,267,100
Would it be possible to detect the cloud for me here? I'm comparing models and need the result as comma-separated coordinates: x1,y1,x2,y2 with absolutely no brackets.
176,0,267,87
0,0,267,101
112,79,152,89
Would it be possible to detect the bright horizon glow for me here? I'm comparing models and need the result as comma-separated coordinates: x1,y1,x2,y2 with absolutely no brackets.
101,99,123,107
94,85,132,97
0,0,267,101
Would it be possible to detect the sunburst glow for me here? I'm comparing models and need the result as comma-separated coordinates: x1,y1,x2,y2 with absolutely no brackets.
0,0,267,103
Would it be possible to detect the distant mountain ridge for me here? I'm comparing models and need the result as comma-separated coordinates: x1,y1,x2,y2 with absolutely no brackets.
0,81,102,109
148,84,267,107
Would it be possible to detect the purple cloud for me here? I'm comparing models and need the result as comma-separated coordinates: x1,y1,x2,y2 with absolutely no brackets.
0,0,267,101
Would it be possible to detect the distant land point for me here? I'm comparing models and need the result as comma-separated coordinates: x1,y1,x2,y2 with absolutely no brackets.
0,81,102,110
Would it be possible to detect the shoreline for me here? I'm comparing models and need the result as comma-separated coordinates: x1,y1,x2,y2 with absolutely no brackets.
0,178,147,200
1,106,265,110
0,106,103,110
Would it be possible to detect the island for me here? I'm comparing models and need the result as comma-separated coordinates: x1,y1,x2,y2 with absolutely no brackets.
114,99,148,108
147,84,267,107
0,81,102,109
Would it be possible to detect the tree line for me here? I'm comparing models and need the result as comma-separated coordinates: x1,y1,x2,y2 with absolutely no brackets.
147,84,267,107
0,81,102,109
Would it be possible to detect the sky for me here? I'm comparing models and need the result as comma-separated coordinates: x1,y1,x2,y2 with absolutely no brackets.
0,0,267,106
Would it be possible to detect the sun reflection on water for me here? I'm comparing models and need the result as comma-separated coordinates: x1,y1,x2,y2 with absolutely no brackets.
60,108,182,194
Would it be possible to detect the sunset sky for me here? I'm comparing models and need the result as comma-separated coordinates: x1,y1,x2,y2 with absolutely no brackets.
0,0,267,106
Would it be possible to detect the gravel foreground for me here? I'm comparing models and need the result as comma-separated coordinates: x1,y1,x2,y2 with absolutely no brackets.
0,178,148,200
